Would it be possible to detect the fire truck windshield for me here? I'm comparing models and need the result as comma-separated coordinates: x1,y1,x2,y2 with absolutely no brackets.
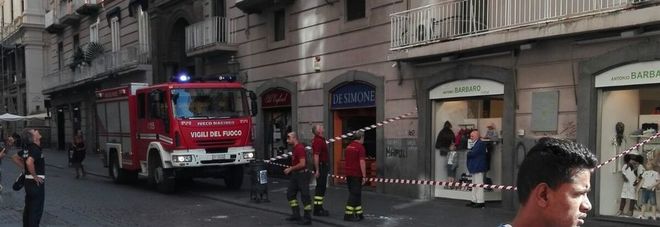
171,88,249,119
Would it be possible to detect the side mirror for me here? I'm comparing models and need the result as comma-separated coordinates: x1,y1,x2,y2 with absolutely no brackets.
248,91,258,116
150,90,162,102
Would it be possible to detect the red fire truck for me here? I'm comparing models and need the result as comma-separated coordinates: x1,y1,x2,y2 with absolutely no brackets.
95,76,257,192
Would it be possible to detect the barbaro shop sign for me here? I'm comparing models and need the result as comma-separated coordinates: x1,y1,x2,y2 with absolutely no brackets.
331,82,376,109
429,79,504,99
595,61,660,88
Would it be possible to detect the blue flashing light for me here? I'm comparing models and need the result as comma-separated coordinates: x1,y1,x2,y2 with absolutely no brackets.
218,74,236,82
178,74,191,82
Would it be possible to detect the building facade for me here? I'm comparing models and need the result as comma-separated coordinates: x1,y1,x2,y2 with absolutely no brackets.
19,0,660,224
227,0,415,197
43,0,151,150
0,0,48,137
390,0,660,224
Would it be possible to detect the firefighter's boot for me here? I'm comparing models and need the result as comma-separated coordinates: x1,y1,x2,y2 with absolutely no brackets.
286,200,301,221
355,205,364,221
298,210,312,225
313,196,329,216
343,206,359,222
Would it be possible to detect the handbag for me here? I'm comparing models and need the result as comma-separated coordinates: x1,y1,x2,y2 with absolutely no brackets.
12,173,25,191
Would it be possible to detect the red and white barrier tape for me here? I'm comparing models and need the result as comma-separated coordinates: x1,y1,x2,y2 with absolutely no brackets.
594,131,660,170
264,110,417,163
329,174,517,191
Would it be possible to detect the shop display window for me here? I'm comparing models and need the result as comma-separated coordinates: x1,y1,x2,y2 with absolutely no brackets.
432,96,503,201
598,86,660,220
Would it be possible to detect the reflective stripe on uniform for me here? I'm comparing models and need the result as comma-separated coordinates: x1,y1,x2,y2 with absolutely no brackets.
355,206,363,214
304,204,312,211
345,206,354,214
289,200,299,207
313,196,324,205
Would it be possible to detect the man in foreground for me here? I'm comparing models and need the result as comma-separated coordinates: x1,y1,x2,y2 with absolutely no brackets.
509,138,597,227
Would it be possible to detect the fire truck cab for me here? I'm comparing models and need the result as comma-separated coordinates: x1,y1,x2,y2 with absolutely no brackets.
96,76,257,192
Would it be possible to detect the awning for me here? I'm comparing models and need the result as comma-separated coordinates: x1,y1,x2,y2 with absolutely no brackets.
0,113,26,121
25,113,49,120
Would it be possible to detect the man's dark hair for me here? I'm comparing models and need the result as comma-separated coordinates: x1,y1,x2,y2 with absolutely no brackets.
516,137,598,204
11,132,21,148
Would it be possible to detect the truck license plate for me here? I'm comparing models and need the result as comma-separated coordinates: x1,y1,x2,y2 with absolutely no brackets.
212,154,226,159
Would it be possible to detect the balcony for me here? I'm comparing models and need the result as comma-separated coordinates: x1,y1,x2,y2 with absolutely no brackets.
390,0,658,51
45,10,65,33
1,17,22,41
185,16,238,56
43,43,151,93
235,0,294,14
60,0,81,25
74,0,102,15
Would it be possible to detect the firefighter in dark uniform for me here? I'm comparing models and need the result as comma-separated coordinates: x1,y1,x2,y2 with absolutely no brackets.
311,124,330,216
17,128,46,227
283,132,312,225
344,131,367,222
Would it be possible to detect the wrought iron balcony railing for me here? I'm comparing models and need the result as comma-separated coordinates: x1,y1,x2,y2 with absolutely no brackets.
185,16,237,54
44,43,151,91
390,0,654,50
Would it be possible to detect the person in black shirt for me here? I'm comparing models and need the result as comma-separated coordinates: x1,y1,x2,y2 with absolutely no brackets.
19,128,45,227
71,135,87,179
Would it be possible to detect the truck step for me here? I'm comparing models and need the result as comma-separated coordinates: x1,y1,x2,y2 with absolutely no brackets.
139,161,149,176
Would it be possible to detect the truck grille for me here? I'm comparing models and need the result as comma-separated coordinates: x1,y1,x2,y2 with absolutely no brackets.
201,159,235,164
195,139,235,147
206,148,228,154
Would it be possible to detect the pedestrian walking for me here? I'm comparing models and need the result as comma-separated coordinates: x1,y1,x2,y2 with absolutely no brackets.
71,134,87,179
466,130,487,208
283,132,312,225
508,137,597,227
343,131,366,222
311,124,330,216
0,134,18,190
18,128,46,227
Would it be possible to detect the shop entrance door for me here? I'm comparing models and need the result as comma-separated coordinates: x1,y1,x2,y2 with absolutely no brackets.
332,107,376,187
263,109,291,159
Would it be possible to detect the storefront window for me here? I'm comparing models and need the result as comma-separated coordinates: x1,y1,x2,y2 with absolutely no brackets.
598,86,660,219
432,96,503,200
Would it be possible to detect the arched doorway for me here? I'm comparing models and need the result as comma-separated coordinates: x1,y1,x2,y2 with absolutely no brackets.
161,18,191,82
324,71,384,189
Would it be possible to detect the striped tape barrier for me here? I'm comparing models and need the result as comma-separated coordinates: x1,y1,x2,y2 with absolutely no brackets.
594,131,660,170
329,174,517,191
264,110,417,163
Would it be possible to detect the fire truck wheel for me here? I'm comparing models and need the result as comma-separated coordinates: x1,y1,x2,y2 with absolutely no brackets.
149,154,176,193
224,165,244,190
109,151,137,184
